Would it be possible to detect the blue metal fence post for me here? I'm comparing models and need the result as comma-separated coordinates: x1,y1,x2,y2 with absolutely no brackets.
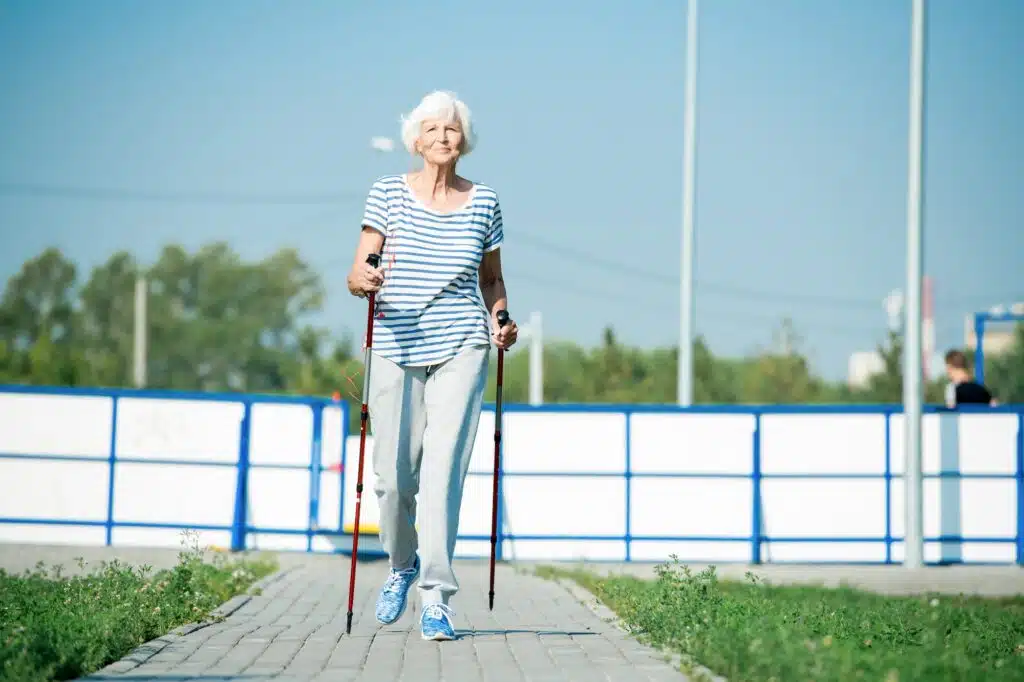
1017,412,1023,566
231,402,252,552
751,412,763,564
104,396,120,546
624,412,632,561
307,404,324,552
884,411,893,564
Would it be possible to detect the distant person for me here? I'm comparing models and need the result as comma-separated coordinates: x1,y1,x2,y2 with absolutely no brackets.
943,349,997,408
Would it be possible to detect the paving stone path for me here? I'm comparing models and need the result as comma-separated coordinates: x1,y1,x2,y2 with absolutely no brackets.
79,557,691,682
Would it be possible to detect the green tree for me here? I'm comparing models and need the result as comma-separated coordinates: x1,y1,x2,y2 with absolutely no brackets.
984,323,1024,403
143,242,325,393
76,250,140,387
5,242,1015,423
861,329,904,402
0,248,81,384
853,329,946,404
729,319,826,404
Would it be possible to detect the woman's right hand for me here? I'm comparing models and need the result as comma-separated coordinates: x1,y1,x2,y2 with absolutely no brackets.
349,226,387,297
348,261,384,297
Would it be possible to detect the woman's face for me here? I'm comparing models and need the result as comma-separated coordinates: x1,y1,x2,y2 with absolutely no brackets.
417,116,463,165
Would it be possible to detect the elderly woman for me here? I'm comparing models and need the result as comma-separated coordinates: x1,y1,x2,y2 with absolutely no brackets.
346,90,518,641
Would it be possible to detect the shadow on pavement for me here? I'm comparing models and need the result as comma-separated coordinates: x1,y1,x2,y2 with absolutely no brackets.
456,628,596,639
82,677,273,681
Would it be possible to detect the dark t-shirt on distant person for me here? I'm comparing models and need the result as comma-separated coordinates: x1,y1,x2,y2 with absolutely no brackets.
945,380,993,407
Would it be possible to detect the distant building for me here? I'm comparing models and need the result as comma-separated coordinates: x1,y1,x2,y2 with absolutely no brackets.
850,290,1021,387
963,302,1024,358
847,348,944,388
848,351,884,388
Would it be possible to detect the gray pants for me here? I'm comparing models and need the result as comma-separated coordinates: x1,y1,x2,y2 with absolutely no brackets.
368,343,490,606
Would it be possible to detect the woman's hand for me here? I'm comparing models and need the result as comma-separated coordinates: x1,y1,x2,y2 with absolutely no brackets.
348,261,384,298
348,227,386,297
493,313,518,349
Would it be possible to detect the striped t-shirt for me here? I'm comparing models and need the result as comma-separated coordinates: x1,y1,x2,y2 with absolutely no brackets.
359,174,504,367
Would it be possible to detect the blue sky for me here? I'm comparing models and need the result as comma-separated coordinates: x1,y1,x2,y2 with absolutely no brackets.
1,0,1021,381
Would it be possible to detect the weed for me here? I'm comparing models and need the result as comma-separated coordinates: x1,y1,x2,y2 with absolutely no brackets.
0,531,277,682
543,556,1024,681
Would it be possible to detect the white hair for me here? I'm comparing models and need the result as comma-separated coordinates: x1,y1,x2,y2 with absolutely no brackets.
400,90,476,156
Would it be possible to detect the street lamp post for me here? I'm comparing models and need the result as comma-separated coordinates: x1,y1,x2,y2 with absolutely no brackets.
678,0,699,407
903,0,928,570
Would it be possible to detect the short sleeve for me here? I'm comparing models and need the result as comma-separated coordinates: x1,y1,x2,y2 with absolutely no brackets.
360,179,390,236
483,196,504,253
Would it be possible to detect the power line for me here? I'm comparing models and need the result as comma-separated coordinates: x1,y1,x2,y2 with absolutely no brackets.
0,181,365,206
512,231,1021,311
5,179,1017,311
311,247,877,337
513,232,881,309
503,269,872,338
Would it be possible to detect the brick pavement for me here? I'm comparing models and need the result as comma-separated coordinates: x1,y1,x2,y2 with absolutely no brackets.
78,557,692,682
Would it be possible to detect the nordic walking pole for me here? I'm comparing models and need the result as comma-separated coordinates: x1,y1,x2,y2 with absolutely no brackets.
488,309,510,611
346,252,382,635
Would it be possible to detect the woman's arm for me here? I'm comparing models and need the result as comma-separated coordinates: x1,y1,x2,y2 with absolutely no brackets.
479,248,518,349
478,248,507,318
347,227,386,297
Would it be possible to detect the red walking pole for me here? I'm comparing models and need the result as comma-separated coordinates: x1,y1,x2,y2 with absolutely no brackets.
346,252,381,635
488,309,510,611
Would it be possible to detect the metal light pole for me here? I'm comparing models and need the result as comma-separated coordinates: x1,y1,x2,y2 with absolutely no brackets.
903,0,928,570
678,0,699,406
133,274,147,388
527,311,543,406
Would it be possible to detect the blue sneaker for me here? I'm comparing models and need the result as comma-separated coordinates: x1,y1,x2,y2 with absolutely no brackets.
374,556,419,625
420,603,456,641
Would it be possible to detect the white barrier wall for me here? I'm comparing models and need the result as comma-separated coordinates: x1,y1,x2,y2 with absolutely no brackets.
0,387,1021,565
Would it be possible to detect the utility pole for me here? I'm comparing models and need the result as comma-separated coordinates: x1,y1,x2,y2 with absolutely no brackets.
903,0,928,570
678,0,699,407
528,311,543,405
133,274,147,388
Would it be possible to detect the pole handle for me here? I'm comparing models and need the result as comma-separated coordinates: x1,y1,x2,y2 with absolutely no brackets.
496,309,510,327
366,253,381,268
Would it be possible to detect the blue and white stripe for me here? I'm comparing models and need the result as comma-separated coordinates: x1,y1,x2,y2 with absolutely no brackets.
360,174,503,367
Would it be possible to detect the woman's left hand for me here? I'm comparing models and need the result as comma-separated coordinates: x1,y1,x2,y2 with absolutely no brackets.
493,313,518,350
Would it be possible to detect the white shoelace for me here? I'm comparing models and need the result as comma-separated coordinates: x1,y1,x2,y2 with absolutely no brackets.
422,603,456,622
383,566,416,595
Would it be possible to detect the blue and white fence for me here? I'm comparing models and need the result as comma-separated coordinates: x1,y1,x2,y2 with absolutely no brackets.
0,385,1021,565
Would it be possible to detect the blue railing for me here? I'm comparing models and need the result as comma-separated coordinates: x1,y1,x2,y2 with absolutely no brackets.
471,403,1023,565
0,385,347,553
0,384,1020,565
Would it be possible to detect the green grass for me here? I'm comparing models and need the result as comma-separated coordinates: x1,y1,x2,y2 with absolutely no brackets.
0,532,278,682
539,558,1024,682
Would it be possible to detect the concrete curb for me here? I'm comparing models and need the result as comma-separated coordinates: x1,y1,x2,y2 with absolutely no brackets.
549,572,728,682
80,566,293,679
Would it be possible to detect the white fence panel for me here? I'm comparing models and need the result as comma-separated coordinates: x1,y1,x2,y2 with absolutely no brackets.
0,387,1019,565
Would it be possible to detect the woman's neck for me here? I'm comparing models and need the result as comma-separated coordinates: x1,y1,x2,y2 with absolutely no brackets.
413,163,459,199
